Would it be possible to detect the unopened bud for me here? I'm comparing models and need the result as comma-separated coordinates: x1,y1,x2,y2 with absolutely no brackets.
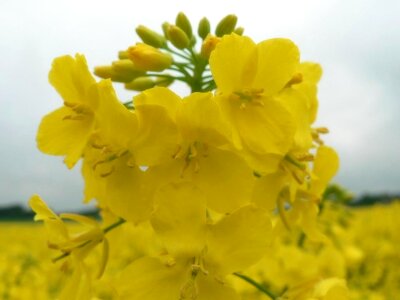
234,27,244,36
198,17,210,39
162,22,171,38
127,43,172,72
168,25,190,49
112,59,145,77
175,12,192,38
94,65,132,83
136,25,166,48
118,50,129,59
125,77,156,91
155,76,174,87
201,34,221,59
215,14,238,37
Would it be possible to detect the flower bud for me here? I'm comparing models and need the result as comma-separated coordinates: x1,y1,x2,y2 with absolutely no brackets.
198,17,210,39
94,65,132,82
234,27,244,36
200,34,221,59
155,76,174,87
215,14,237,37
112,59,145,78
127,43,173,72
162,22,171,38
175,12,192,38
125,77,156,91
118,50,129,59
136,25,166,48
167,25,190,49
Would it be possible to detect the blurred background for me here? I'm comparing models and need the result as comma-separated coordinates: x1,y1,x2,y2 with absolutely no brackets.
0,0,399,211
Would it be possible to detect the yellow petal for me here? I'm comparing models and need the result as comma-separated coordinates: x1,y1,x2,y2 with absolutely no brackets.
105,155,152,224
232,96,296,155
29,194,58,221
206,205,272,276
29,195,69,249
178,92,230,146
37,106,95,168
196,274,240,300
115,257,188,300
95,80,138,149
134,86,181,120
277,88,313,152
252,170,288,211
132,104,179,166
151,182,207,257
59,257,92,300
81,148,107,204
294,62,323,124
311,146,340,196
193,147,254,213
313,278,349,300
253,38,300,96
210,34,257,94
49,54,96,107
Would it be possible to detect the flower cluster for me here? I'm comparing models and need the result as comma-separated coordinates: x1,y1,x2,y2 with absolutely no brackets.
30,13,345,299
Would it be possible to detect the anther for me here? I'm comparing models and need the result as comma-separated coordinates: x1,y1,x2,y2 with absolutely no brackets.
286,72,303,87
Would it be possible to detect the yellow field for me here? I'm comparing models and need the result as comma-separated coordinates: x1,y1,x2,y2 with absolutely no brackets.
1,201,400,299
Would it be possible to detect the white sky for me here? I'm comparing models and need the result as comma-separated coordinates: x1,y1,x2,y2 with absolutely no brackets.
0,0,399,210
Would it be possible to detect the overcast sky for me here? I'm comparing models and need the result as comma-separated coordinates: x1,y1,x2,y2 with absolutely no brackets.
0,0,399,211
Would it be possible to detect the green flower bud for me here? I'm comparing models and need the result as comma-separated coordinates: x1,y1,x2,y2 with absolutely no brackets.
94,65,132,83
118,50,129,59
155,76,174,87
136,25,166,48
215,14,237,37
175,12,192,38
112,59,145,78
198,17,210,39
234,27,244,36
162,22,171,38
167,25,190,49
125,77,156,91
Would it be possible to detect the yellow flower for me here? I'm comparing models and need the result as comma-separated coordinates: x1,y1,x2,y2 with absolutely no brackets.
29,195,109,278
210,34,299,172
133,87,255,213
115,182,272,299
37,54,98,168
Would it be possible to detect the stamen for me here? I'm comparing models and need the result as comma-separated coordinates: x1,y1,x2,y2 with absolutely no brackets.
100,166,115,177
62,114,85,121
285,72,303,87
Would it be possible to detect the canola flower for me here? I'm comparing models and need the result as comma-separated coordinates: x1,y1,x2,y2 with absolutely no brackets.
23,12,358,299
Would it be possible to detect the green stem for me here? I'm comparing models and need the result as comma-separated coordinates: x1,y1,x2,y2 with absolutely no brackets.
164,45,191,61
233,272,277,300
103,218,126,234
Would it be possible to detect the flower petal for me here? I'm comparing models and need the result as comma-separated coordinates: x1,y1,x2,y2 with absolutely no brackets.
206,205,272,276
151,182,208,257
253,38,300,96
311,146,340,196
37,106,94,168
210,34,257,94
193,147,255,213
105,155,152,224
115,257,188,300
196,274,240,300
49,54,96,107
178,92,230,146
